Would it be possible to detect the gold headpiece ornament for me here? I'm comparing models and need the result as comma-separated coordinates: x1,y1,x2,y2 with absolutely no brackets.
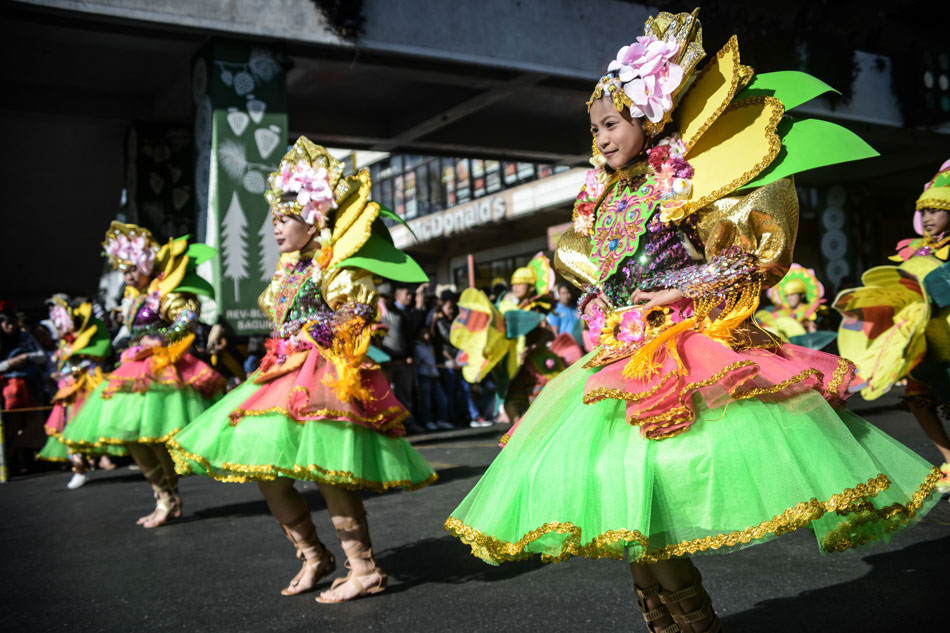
587,8,706,137
510,267,536,286
101,221,159,274
916,159,950,212
265,136,381,272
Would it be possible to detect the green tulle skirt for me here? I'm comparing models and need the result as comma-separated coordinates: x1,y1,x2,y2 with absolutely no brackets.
37,434,70,462
60,382,218,453
446,356,940,565
167,379,437,492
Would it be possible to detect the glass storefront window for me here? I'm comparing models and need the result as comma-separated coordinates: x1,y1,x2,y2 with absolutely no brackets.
455,158,471,204
394,174,405,218
427,161,443,212
404,170,417,219
442,159,457,207
472,159,485,198
485,160,501,194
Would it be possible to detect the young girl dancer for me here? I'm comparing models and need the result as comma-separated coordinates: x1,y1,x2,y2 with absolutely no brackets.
62,223,224,527
445,9,939,632
37,297,118,488
169,137,437,603
835,159,950,493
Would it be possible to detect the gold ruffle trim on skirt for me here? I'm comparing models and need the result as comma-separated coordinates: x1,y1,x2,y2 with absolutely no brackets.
61,428,181,452
444,468,939,565
167,440,438,493
101,365,225,400
228,402,408,437
582,357,853,440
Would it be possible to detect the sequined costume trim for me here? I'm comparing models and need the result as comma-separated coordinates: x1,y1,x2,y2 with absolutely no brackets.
167,439,438,492
583,357,848,440
228,403,408,437
444,468,939,565
61,428,181,451
101,365,226,400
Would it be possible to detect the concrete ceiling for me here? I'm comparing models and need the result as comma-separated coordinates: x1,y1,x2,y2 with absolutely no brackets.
1,1,947,312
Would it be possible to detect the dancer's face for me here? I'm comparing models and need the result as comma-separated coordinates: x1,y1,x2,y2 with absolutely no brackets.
272,214,316,253
590,97,646,170
921,208,949,236
786,292,804,309
512,283,531,300
123,269,149,291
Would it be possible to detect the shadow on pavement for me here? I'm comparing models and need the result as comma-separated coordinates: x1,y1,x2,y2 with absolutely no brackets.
723,536,949,631
421,465,488,487
377,534,544,595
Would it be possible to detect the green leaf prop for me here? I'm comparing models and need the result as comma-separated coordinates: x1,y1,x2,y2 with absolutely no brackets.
504,309,545,338
186,243,217,266
74,319,112,358
924,262,950,309
378,204,419,242
737,118,878,191
334,232,429,283
735,71,838,111
176,272,216,299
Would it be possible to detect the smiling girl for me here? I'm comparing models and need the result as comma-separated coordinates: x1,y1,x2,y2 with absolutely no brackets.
61,223,225,527
835,159,950,495
169,137,436,604
445,9,939,631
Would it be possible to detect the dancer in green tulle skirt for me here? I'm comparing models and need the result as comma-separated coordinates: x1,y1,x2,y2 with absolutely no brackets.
169,137,436,604
61,223,225,527
445,9,938,632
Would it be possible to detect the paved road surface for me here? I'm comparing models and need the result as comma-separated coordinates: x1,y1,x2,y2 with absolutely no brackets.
1,394,946,632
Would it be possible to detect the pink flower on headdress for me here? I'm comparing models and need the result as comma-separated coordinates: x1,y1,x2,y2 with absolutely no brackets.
49,305,73,337
276,161,337,227
607,35,684,124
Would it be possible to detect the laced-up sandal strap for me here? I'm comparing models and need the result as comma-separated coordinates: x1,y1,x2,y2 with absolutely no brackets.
658,573,719,633
635,583,679,633
280,512,328,562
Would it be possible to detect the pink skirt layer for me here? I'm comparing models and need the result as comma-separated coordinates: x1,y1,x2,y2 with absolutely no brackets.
583,330,855,440
231,347,408,438
105,347,224,400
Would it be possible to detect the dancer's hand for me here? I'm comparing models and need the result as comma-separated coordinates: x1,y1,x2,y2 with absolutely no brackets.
583,293,609,320
631,288,684,311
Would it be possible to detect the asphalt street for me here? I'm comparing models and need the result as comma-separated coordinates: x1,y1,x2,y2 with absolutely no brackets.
1,393,947,632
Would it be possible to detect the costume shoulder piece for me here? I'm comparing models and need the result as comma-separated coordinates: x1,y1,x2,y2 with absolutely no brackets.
263,136,428,295
565,8,878,288
891,159,950,263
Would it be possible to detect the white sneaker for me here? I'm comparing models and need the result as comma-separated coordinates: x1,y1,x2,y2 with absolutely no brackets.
66,473,88,489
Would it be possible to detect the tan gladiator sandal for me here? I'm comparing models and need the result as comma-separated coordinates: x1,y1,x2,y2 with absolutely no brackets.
142,474,183,528
279,512,336,596
136,466,164,525
315,513,386,604
635,582,679,633
658,572,722,633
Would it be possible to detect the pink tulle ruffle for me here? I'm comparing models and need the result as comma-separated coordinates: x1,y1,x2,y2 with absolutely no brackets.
230,347,407,438
583,331,855,440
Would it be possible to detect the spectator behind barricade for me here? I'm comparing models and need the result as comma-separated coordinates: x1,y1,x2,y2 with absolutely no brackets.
413,328,451,432
245,336,265,375
432,291,480,426
378,282,422,434
0,303,47,409
549,282,581,341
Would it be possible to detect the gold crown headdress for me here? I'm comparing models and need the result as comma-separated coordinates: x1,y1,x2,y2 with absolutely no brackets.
264,137,351,228
588,8,705,138
265,136,384,274
102,221,159,274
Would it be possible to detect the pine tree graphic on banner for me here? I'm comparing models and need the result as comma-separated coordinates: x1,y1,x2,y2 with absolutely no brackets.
221,191,249,301
258,214,280,281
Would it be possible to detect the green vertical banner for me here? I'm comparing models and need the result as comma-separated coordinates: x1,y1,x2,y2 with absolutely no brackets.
126,123,195,242
193,39,287,333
